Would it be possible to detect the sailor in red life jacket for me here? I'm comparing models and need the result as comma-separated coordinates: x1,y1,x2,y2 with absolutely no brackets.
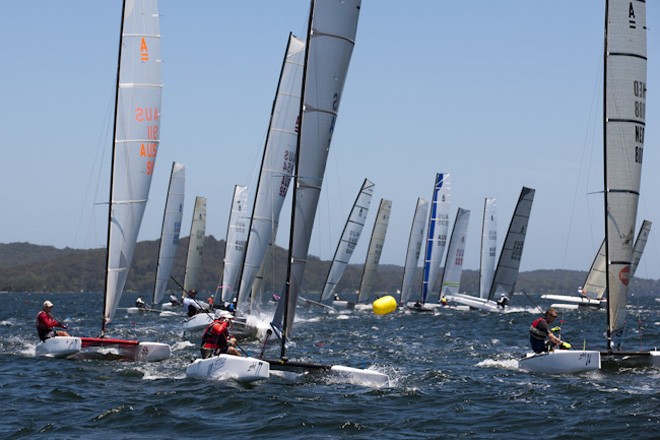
36,301,71,341
200,310,241,359
529,307,561,353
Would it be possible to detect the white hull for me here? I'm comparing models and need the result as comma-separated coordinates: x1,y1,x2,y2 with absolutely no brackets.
519,350,601,374
329,365,390,387
182,313,214,334
541,294,603,307
35,337,82,358
445,294,506,313
75,338,170,362
186,354,269,383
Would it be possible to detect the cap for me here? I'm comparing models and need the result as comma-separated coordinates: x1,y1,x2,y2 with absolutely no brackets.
43,301,54,308
215,310,234,320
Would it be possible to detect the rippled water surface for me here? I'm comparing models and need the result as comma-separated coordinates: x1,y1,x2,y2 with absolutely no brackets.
1,292,658,439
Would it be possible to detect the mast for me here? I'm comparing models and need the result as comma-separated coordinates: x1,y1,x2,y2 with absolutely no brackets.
102,0,127,336
281,0,315,359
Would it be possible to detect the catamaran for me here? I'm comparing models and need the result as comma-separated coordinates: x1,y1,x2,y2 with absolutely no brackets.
542,220,651,310
521,0,658,373
398,198,429,308
318,178,374,308
37,0,170,361
263,0,390,387
407,173,450,312
447,187,535,313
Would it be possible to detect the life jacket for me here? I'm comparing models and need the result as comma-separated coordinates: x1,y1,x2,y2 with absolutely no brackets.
201,321,229,351
36,311,59,341
529,317,548,341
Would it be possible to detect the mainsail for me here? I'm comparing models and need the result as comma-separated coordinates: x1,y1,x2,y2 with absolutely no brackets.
183,196,207,293
219,185,249,303
419,173,450,305
603,0,646,345
103,0,162,330
151,162,185,306
280,0,361,343
234,34,305,314
478,198,497,299
487,187,535,300
439,208,470,297
400,198,429,305
320,178,375,301
356,199,392,303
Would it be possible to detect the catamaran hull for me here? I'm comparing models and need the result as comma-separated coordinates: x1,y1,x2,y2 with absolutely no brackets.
75,337,171,362
519,350,601,374
35,337,82,358
182,313,214,334
600,350,660,368
541,294,603,308
445,294,506,313
186,354,269,383
266,359,390,387
329,365,390,387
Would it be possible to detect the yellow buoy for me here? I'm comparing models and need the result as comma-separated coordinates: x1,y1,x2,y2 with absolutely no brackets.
372,295,397,315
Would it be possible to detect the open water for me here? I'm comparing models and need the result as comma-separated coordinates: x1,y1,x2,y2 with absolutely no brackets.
0,291,658,439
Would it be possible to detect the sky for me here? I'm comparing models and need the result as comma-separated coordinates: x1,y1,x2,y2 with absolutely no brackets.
1,1,660,281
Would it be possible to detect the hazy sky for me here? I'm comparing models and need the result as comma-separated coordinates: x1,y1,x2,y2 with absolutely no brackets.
1,1,659,281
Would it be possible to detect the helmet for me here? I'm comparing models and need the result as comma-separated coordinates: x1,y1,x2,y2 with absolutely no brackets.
215,310,234,320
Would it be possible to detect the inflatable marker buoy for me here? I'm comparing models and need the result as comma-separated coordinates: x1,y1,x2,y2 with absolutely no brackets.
372,295,397,315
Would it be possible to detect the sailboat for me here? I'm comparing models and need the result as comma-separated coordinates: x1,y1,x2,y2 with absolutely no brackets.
447,187,535,313
264,0,389,387
479,197,497,299
126,162,185,315
354,198,392,309
542,220,651,310
317,178,375,308
233,33,305,318
181,196,215,334
37,0,170,361
521,0,657,373
438,208,470,299
398,198,429,307
407,173,450,312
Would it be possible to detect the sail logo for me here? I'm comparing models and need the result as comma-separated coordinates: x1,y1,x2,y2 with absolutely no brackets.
140,37,149,61
618,265,631,286
628,2,637,29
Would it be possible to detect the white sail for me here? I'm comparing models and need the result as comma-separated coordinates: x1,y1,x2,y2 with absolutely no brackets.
420,173,450,304
183,196,207,292
479,197,497,299
357,199,392,303
440,208,470,297
104,0,162,328
220,185,249,303
400,198,429,305
281,0,361,335
604,0,646,341
235,34,305,314
488,187,535,300
320,179,374,301
583,220,651,301
151,162,185,305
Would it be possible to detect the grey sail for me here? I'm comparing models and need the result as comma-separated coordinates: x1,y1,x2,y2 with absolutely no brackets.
151,162,185,306
488,187,535,300
357,199,392,303
439,208,470,297
219,185,249,303
183,196,207,293
321,179,375,301
604,0,646,344
400,198,429,305
479,198,497,299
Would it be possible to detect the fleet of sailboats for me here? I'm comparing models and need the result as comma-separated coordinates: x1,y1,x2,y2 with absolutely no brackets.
34,0,659,380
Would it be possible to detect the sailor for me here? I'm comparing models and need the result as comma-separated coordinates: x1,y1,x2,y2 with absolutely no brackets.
529,308,562,353
183,289,203,317
496,293,509,309
440,296,448,307
334,293,340,301
200,310,241,359
36,301,71,341
135,296,146,309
